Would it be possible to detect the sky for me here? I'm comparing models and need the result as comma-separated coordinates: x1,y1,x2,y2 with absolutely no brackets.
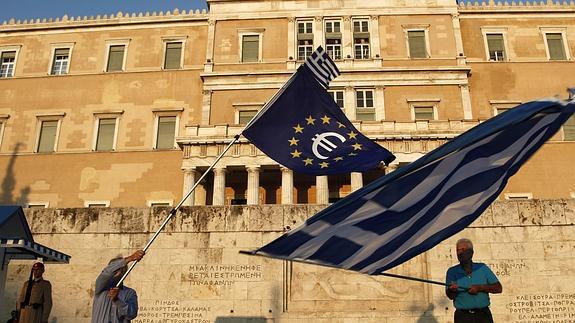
0,0,209,23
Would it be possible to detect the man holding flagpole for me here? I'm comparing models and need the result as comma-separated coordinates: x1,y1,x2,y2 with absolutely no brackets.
446,238,502,323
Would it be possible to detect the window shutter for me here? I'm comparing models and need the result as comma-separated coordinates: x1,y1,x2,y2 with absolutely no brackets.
164,42,182,69
107,45,125,72
242,35,259,62
1,51,15,60
546,33,566,60
96,118,116,151
239,110,258,125
37,120,58,153
414,107,435,120
487,34,504,52
156,116,177,148
408,31,427,58
54,48,69,56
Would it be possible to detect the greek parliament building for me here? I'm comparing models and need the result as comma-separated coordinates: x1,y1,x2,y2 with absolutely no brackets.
0,0,575,322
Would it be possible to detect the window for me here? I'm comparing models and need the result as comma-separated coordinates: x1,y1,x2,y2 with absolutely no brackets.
0,51,16,78
353,19,370,59
564,115,575,141
494,106,512,115
328,90,344,109
36,120,60,153
241,34,260,62
413,106,435,120
50,48,70,75
147,200,173,207
106,43,127,72
36,113,64,153
356,89,375,121
504,193,532,200
238,110,258,125
164,42,183,69
545,33,567,60
325,20,342,60
94,117,119,151
85,201,110,207
490,100,521,116
155,116,177,149
408,30,427,58
27,202,49,208
486,33,506,61
297,20,314,60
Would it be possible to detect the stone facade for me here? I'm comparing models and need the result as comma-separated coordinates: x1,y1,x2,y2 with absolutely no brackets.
1,0,574,208
1,200,574,322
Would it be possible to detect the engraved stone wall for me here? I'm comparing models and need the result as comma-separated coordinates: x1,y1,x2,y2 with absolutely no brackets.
1,200,574,322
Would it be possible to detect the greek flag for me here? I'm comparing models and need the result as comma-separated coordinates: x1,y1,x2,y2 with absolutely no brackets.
249,98,575,274
304,46,340,88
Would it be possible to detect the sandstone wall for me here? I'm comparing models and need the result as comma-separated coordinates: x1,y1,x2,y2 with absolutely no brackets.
1,200,574,323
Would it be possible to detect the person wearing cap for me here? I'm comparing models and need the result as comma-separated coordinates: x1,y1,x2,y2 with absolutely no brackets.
91,250,145,323
16,262,52,323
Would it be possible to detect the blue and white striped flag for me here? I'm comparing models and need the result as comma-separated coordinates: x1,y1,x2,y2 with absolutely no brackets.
304,46,340,88
250,98,575,275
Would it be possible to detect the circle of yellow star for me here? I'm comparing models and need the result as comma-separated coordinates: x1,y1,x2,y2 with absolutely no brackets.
321,115,331,124
349,152,358,156
303,158,313,166
334,156,344,162
337,122,346,128
352,143,363,151
288,137,299,146
305,116,316,125
319,162,329,168
348,131,358,139
293,124,304,133
291,149,302,158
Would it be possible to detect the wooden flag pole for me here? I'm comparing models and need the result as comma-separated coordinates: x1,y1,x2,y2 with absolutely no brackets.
116,72,302,287
116,134,241,287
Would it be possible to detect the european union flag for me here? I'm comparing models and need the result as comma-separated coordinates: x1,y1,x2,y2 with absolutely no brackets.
242,65,395,175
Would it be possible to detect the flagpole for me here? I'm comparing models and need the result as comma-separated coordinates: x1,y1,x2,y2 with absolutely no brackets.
116,134,241,287
115,70,301,287
238,250,469,290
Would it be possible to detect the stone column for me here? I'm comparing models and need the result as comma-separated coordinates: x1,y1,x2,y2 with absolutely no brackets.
342,16,353,61
281,166,294,205
201,90,212,125
204,19,216,72
460,84,473,120
370,15,381,59
182,168,197,206
351,172,363,192
344,86,356,120
451,13,466,66
246,165,261,205
375,85,386,121
212,167,226,206
287,17,296,69
316,175,329,204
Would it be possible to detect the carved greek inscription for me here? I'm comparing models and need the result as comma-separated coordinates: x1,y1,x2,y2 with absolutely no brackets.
507,293,575,322
134,300,210,323
181,264,263,286
485,260,529,277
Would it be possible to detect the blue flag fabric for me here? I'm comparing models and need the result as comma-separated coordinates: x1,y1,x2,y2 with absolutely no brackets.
252,98,575,274
242,65,395,175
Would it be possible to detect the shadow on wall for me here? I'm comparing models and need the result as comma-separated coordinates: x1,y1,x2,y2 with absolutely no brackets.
0,143,30,206
215,317,266,323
